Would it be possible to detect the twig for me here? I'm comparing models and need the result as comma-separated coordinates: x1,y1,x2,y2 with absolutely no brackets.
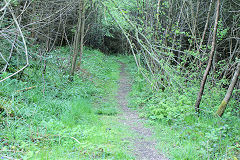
0,0,10,12
70,137,82,144
16,86,36,93
0,1,29,83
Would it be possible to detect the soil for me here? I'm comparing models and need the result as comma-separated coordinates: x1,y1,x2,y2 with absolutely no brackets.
116,62,168,160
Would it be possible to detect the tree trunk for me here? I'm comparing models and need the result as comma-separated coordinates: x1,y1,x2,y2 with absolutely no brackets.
195,0,220,113
78,1,85,67
70,0,85,78
198,0,213,53
196,0,213,71
216,62,240,117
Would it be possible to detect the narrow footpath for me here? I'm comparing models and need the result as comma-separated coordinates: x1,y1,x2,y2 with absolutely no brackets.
116,62,168,160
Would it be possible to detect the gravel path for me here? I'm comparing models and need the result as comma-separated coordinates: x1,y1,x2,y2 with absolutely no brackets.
116,62,168,160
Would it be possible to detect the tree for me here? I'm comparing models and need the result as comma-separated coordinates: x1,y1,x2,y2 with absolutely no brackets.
195,0,220,114
70,0,85,78
216,62,240,117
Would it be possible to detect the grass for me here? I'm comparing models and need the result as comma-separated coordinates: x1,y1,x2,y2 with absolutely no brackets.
2,45,239,159
126,56,240,160
0,47,134,159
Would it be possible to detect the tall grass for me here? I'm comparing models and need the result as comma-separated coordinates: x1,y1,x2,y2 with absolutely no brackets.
0,47,133,159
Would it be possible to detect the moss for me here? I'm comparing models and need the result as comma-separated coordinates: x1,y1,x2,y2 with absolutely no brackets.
216,100,227,117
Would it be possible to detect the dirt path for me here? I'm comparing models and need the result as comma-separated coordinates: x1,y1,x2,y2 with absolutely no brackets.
116,62,167,160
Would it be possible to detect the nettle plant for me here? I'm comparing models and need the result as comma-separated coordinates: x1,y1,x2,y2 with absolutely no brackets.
217,19,229,42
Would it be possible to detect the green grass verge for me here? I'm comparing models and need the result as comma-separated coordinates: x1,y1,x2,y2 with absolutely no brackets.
0,47,133,159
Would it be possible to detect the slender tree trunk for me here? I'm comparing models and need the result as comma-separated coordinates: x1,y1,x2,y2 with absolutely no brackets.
198,0,213,53
70,0,85,77
196,0,213,71
195,0,220,113
78,1,85,67
216,62,240,117
171,1,184,49
164,0,172,47
154,0,162,40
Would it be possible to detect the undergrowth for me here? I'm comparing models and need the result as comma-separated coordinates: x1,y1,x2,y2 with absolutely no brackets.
1,46,239,159
126,57,240,160
0,47,133,159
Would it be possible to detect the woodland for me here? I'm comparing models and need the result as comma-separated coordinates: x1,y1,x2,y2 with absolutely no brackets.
0,0,240,159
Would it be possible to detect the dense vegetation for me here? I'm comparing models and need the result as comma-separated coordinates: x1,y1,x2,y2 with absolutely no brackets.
1,0,240,159
1,47,135,159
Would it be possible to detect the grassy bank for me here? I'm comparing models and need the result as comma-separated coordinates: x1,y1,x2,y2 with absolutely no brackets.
0,47,133,159
126,58,240,159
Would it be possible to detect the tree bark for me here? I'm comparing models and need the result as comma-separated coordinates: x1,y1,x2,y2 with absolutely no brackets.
216,62,240,117
195,0,220,113
196,0,213,71
78,1,85,68
70,0,85,78
198,0,213,53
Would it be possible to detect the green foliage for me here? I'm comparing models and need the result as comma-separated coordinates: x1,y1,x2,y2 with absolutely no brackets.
102,0,135,29
0,47,132,159
128,63,240,159
217,19,229,42
100,0,133,37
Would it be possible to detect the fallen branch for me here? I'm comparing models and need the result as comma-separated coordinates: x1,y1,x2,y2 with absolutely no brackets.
16,86,36,93
70,137,82,144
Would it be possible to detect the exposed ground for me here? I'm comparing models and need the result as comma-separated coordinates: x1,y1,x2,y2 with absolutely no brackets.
116,62,168,160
